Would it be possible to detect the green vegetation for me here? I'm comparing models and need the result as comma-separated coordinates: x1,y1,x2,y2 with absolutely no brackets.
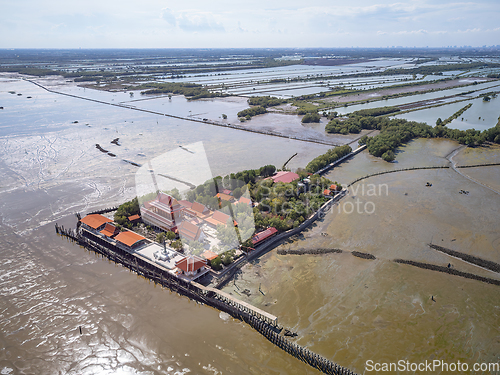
247,96,286,107
325,106,402,134
137,82,220,100
355,115,500,160
114,198,140,227
326,118,363,134
305,145,352,173
301,112,321,123
360,119,435,158
350,106,401,117
251,173,340,231
441,103,473,126
209,256,223,271
237,106,267,118
183,162,340,236
185,165,276,208
381,150,396,162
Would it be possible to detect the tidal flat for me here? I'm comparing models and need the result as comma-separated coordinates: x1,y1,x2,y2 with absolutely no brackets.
222,141,500,373
2,48,500,374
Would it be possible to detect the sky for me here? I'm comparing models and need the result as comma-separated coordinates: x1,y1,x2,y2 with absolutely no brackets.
1,0,499,48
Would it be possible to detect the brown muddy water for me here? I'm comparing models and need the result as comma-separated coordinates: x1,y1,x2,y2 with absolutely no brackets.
222,146,500,374
1,75,499,374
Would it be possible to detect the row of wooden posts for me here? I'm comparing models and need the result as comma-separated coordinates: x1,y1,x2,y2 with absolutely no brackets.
55,221,358,375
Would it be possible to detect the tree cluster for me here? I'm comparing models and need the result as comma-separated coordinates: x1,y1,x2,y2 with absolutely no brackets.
237,106,267,118
248,96,286,107
305,145,352,173
357,115,500,160
138,82,219,99
301,112,321,123
250,174,339,231
349,106,401,117
114,198,140,227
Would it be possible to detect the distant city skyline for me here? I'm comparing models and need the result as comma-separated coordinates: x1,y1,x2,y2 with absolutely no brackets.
2,0,499,49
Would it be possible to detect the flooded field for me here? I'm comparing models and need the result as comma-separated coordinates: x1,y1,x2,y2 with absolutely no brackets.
2,53,500,375
335,80,498,115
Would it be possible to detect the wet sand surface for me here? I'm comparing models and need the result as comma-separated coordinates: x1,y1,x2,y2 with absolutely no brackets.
0,221,316,375
2,75,500,374
222,147,500,373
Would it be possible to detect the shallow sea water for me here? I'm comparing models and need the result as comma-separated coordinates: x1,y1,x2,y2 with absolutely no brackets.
1,74,499,374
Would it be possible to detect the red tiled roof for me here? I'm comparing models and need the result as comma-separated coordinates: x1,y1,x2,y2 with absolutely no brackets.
80,214,112,229
267,171,299,184
330,184,338,191
323,189,331,196
191,202,208,214
158,192,180,206
178,221,203,242
175,255,206,273
238,196,252,205
115,231,146,247
178,200,193,209
190,217,203,225
201,250,218,261
128,214,140,221
212,211,231,224
252,227,278,245
216,193,233,201
100,223,118,237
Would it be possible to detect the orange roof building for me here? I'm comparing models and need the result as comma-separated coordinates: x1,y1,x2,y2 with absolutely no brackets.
237,196,252,206
175,255,207,277
100,223,119,238
183,201,211,219
266,171,300,184
216,193,234,202
128,214,140,222
323,189,332,196
178,220,205,242
115,231,147,250
204,210,232,228
80,214,112,231
252,227,278,246
178,200,193,209
330,184,338,191
201,250,218,261
140,192,184,231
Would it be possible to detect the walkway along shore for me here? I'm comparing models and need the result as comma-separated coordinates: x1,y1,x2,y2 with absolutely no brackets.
24,79,341,147
55,222,357,375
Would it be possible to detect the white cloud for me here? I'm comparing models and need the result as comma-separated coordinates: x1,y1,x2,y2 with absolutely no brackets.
160,8,224,32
